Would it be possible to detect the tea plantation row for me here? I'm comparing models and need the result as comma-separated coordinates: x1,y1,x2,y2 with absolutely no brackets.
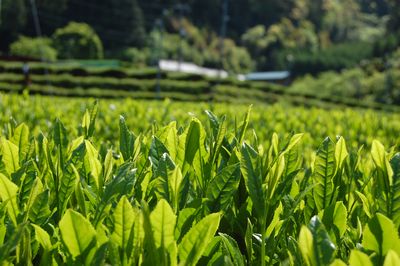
0,94,399,265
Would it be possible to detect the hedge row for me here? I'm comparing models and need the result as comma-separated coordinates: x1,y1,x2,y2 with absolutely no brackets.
0,62,161,79
0,73,211,94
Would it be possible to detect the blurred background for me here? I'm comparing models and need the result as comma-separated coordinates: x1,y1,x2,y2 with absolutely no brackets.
0,0,399,108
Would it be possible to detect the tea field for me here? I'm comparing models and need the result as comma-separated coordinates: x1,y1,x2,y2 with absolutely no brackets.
0,93,400,265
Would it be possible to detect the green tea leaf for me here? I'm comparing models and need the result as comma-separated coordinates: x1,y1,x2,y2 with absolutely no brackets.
320,202,347,243
175,208,196,241
111,196,135,251
334,137,348,171
349,250,373,266
28,190,51,225
389,153,400,228
0,173,19,225
159,121,179,161
371,140,393,185
178,213,221,266
300,216,336,266
313,137,336,211
284,133,304,154
236,106,251,145
330,259,346,266
299,226,315,266
168,165,183,212
32,224,52,251
206,163,240,213
241,143,265,219
84,140,102,190
219,233,245,266
82,100,98,139
184,118,202,166
149,136,169,172
384,250,400,266
119,116,135,161
59,209,96,259
150,199,176,249
11,123,30,163
58,163,79,218
0,137,20,176
266,153,285,200
362,213,400,258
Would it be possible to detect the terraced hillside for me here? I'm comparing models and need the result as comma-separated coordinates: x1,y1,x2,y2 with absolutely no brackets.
0,62,399,111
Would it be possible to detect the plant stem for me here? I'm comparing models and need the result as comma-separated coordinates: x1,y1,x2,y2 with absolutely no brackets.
261,221,266,266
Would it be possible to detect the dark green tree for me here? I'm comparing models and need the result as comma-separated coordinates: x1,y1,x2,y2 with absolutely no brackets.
53,22,104,59
110,0,146,48
66,0,146,50
387,0,400,33
35,0,69,35
0,0,27,51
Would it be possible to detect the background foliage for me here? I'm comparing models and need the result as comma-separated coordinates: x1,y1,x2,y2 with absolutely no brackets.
2,0,399,73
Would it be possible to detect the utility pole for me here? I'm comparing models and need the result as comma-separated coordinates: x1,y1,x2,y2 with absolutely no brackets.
155,18,164,99
219,0,229,79
29,0,43,43
29,0,52,88
174,3,190,71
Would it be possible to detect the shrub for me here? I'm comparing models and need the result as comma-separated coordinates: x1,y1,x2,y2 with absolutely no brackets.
118,47,149,66
9,36,57,61
290,42,374,76
53,22,103,59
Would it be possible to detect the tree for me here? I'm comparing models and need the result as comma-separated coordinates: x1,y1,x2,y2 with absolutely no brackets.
110,0,146,48
35,0,69,35
387,0,400,32
0,0,27,51
9,36,57,61
322,0,362,42
248,0,296,26
53,22,104,59
66,0,146,50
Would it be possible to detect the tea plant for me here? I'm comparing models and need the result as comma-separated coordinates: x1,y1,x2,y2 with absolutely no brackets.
0,101,399,265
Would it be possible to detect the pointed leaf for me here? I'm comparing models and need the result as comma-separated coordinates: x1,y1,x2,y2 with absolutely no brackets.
362,213,400,257
32,224,52,251
299,226,315,266
335,137,348,170
111,196,135,250
11,123,30,163
349,250,373,266
389,154,400,228
29,190,51,225
240,143,265,218
0,138,20,176
313,137,336,211
119,116,135,161
84,140,102,190
178,213,221,266
219,233,245,266
0,173,19,225
206,163,240,213
371,140,393,185
150,199,177,249
59,209,96,258
320,202,347,242
184,118,202,166
384,250,400,266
